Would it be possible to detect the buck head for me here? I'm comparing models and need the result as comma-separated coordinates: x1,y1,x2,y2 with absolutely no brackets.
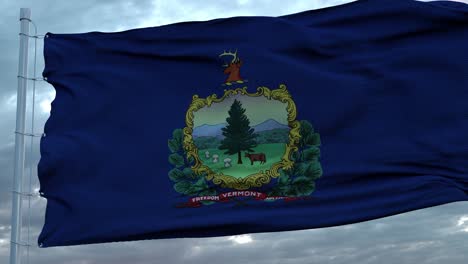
219,50,242,75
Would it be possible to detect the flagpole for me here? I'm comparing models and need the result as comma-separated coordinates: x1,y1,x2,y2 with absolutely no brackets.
10,8,31,264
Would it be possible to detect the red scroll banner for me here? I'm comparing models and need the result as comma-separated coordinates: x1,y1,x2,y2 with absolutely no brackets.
177,191,303,208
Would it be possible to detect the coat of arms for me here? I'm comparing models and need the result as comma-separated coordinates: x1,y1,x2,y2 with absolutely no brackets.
168,51,322,207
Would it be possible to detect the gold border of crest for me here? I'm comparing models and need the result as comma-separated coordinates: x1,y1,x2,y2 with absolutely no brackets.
183,84,301,190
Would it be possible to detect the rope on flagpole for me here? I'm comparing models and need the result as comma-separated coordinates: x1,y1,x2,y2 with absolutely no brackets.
17,76,46,82
18,33,45,39
25,16,41,264
14,131,44,138
11,191,40,198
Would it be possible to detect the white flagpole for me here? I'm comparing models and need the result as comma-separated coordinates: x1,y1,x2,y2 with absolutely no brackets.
10,8,31,264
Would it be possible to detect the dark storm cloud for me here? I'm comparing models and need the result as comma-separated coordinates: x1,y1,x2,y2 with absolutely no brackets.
0,0,467,264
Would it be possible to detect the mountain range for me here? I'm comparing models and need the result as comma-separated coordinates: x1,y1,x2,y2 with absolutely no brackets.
193,119,288,138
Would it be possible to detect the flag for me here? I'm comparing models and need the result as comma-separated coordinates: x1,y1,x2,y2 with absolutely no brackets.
38,0,468,247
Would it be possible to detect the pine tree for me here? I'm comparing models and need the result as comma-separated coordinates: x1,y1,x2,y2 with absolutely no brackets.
218,99,257,164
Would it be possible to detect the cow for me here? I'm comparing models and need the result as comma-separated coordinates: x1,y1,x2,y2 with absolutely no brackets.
245,152,267,165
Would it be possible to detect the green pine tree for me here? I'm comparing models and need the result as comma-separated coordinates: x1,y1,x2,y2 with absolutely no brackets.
218,99,257,164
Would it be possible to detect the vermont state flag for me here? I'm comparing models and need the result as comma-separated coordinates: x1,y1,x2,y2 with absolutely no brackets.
38,0,468,247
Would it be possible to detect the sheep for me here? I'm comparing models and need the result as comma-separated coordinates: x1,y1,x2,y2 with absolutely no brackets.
212,154,219,163
224,158,232,168
205,151,210,159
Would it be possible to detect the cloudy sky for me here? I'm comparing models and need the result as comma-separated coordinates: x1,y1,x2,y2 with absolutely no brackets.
0,0,467,263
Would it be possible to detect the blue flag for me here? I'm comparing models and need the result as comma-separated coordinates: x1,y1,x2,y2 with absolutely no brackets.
38,0,468,247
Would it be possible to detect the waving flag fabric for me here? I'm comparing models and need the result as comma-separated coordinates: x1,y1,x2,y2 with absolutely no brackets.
38,0,468,247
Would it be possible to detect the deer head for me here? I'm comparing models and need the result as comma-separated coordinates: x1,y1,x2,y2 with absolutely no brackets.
219,49,243,83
